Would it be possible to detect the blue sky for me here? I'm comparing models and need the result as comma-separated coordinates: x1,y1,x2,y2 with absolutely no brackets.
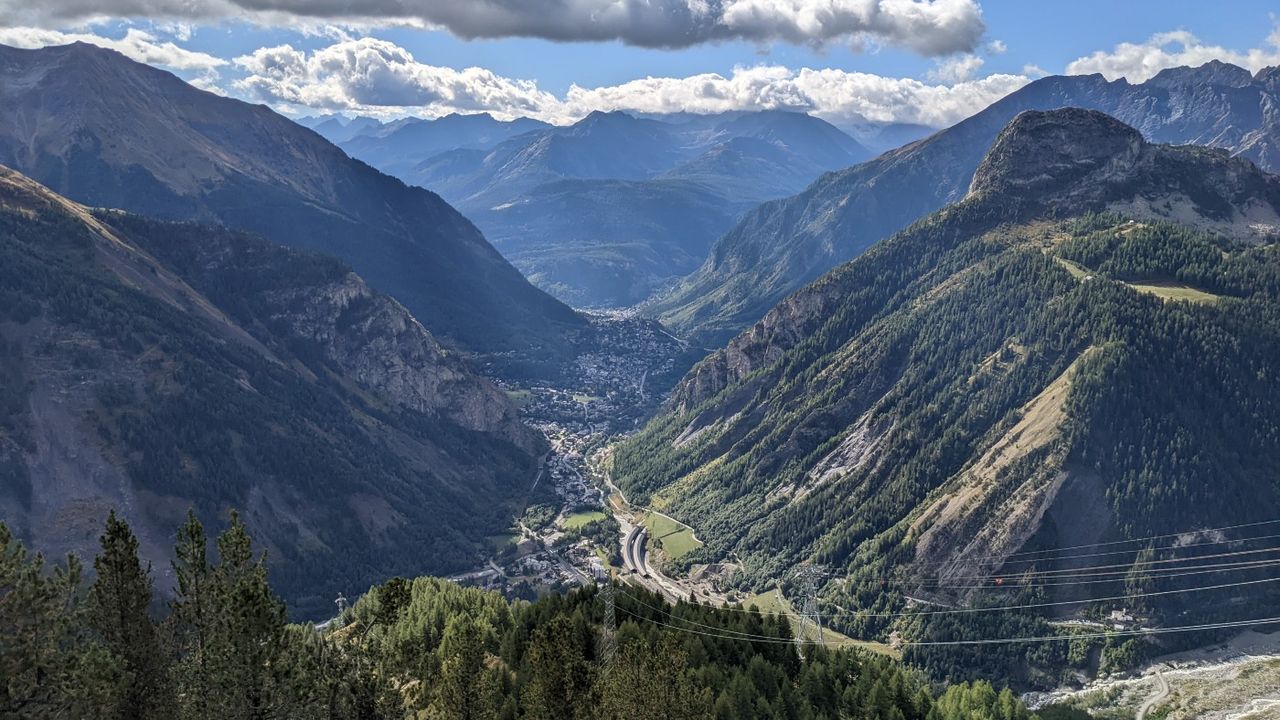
1,1,1278,127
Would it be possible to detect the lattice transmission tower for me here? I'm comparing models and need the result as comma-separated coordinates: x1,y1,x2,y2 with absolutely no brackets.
791,564,829,654
596,571,618,668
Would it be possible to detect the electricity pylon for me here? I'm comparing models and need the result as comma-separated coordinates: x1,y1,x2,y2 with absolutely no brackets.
791,564,829,654
596,571,617,668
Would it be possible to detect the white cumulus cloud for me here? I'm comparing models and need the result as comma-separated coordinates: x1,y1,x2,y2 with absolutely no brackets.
927,53,984,83
0,26,226,73
233,38,557,117
230,37,1032,128
1065,24,1280,82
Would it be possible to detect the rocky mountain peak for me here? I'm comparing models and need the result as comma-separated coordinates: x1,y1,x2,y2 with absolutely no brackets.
1147,59,1255,88
970,108,1280,240
1256,65,1280,90
968,108,1144,198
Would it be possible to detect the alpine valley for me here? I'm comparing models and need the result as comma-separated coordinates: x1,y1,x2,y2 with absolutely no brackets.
338,108,872,307
5,18,1280,720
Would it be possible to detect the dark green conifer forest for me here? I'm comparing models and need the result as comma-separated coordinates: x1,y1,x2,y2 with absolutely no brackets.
0,512,1048,719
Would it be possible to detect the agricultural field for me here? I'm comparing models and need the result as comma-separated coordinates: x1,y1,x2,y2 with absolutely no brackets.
486,532,519,551
562,510,608,530
642,511,702,560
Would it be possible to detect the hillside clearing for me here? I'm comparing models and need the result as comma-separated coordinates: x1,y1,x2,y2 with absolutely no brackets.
1052,256,1092,279
744,589,901,660
1126,281,1222,303
641,511,702,560
503,389,534,408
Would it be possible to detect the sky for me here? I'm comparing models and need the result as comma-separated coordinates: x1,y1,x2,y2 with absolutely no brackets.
0,1,1278,128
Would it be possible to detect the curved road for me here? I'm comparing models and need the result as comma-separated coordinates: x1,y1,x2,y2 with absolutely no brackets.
1136,668,1169,720
621,526,649,578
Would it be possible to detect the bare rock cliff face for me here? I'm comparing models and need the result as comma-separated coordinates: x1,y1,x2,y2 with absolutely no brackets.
268,272,536,450
672,279,846,411
91,208,540,453
967,108,1145,199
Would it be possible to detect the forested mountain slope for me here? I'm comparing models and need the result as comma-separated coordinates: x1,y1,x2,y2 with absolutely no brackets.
0,42,584,362
1,511,1044,720
0,166,542,618
613,109,1280,681
653,61,1280,345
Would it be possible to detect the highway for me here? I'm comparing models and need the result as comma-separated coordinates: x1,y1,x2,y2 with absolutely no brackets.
622,525,650,578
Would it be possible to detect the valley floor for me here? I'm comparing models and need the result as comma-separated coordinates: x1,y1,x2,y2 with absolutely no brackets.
452,310,902,657
452,310,1280,708
447,310,703,595
1027,629,1280,719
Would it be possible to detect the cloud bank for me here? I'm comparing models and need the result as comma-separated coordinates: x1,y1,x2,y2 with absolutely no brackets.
0,0,985,54
229,37,1029,127
0,26,225,73
234,39,556,115
1066,24,1280,82
7,15,1280,132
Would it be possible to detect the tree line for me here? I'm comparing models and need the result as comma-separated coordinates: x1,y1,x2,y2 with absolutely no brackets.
0,511,1057,719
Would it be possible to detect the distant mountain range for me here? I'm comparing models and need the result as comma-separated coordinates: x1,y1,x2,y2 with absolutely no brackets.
651,61,1280,346
0,166,542,618
614,108,1280,679
0,42,585,369
336,108,872,307
309,112,553,179
295,113,385,144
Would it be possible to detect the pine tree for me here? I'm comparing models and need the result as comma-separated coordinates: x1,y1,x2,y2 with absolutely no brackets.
209,510,288,720
426,614,501,720
375,576,410,628
521,615,596,720
271,624,396,720
172,509,214,720
599,634,707,720
88,511,173,720
0,523,123,718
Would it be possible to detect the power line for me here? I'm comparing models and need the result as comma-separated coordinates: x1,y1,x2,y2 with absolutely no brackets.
901,558,1280,590
917,518,1280,570
903,544,1280,585
903,556,1280,590
841,575,1280,620
616,604,806,645
614,593,1280,650
909,530,1280,570
596,575,618,667
655,573,1280,621
792,564,828,652
602,519,1280,647
903,616,1280,647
